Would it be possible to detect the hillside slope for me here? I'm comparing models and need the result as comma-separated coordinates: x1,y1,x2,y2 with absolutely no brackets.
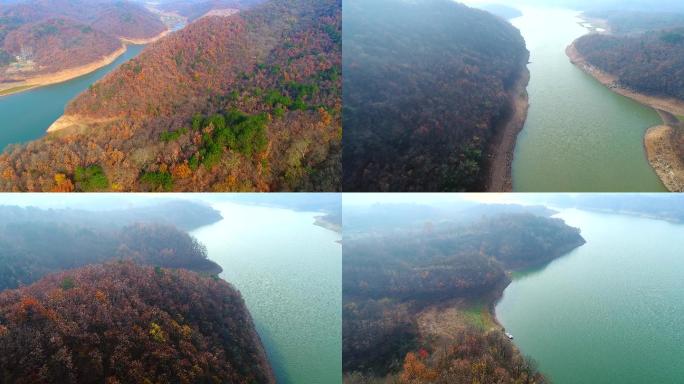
574,29,684,100
0,0,341,192
0,262,274,383
342,0,529,191
2,18,123,79
343,213,584,382
0,0,166,91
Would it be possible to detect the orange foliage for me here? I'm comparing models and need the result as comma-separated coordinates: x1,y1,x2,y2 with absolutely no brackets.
171,163,192,179
51,173,75,192
400,352,438,383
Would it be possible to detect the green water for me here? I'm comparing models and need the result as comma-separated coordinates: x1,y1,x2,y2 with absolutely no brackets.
511,8,666,191
191,202,342,384
0,45,145,151
496,209,684,383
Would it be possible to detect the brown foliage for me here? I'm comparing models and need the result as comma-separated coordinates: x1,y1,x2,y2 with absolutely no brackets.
0,0,341,192
0,262,274,383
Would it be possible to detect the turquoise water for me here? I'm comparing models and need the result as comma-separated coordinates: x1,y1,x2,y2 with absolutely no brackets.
0,44,145,151
191,203,342,384
511,8,666,191
496,209,684,383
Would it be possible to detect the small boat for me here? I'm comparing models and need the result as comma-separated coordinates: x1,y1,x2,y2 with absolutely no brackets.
504,332,514,340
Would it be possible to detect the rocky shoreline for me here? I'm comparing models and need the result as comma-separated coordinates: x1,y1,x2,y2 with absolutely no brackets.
567,40,684,191
485,59,531,192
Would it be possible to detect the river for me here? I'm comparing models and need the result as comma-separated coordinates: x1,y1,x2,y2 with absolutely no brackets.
190,202,342,384
510,7,667,191
496,208,684,383
0,44,145,152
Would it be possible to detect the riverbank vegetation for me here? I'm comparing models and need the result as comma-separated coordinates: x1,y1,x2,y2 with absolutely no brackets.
574,28,684,101
342,0,529,191
343,202,585,383
572,11,684,191
0,0,341,192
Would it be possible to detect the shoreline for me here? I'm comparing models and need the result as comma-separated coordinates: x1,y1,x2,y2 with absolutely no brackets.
47,114,118,133
0,45,127,98
485,59,531,192
313,215,342,234
567,40,684,191
0,28,169,98
119,28,170,45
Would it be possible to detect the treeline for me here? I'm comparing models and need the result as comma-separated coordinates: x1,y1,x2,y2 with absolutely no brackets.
343,213,584,380
0,0,166,81
0,221,221,291
0,262,274,383
584,10,684,34
543,194,684,223
0,200,223,231
344,214,584,300
342,0,529,191
0,0,341,192
574,28,684,100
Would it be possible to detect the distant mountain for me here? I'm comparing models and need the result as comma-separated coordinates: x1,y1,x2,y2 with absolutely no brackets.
0,0,341,192
583,10,684,34
0,262,274,383
0,221,223,291
0,200,223,231
477,4,523,20
342,0,529,191
158,0,264,21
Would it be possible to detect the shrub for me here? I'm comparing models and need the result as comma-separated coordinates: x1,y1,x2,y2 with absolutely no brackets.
74,165,109,191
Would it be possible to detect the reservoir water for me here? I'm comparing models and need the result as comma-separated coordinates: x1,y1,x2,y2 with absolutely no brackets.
0,44,145,151
511,8,667,191
496,209,684,383
191,203,342,384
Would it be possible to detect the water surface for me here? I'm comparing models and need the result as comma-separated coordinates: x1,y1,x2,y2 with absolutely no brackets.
496,209,684,383
191,203,342,384
511,8,666,191
0,45,145,151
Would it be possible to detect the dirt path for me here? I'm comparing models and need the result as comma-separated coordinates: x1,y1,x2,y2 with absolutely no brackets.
485,64,531,192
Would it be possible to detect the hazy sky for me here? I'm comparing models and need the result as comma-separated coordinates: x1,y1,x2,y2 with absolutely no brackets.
342,193,523,207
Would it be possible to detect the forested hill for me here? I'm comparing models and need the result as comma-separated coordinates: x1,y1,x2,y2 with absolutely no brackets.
0,0,166,39
342,0,529,191
583,10,684,34
574,28,684,100
0,221,223,291
343,212,584,382
0,200,223,231
0,0,341,192
344,213,585,301
0,0,166,81
0,262,275,383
